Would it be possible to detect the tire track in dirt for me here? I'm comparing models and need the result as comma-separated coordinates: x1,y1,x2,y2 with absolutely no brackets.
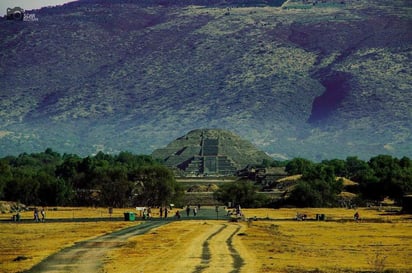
194,223,244,273
226,225,244,273
194,224,227,273
23,221,166,273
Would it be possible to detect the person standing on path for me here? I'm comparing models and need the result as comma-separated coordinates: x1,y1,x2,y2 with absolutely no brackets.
159,207,163,218
147,207,152,219
193,207,197,216
186,205,191,217
164,207,168,219
40,207,45,222
354,211,360,222
34,207,39,222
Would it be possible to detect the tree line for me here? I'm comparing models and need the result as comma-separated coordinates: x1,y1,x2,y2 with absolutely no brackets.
215,155,412,208
0,149,183,208
283,155,412,207
0,149,411,208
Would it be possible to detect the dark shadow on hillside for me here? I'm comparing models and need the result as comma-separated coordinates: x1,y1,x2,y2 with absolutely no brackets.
308,71,352,123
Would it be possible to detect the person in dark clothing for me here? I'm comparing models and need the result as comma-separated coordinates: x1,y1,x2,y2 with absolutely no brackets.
354,211,360,222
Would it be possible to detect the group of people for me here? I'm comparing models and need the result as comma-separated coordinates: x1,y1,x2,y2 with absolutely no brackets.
174,205,200,219
185,205,199,217
152,204,201,220
33,207,45,222
140,206,175,219
142,207,152,219
158,206,169,218
226,204,242,217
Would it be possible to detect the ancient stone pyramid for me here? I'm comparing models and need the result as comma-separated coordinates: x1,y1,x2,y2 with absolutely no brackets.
152,129,272,175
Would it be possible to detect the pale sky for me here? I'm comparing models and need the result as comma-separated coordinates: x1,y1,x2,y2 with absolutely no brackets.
1,0,79,15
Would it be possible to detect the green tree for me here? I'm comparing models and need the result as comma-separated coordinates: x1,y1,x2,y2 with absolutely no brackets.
55,154,82,182
285,158,314,175
287,161,343,207
214,180,268,208
37,171,74,206
130,165,182,207
366,155,412,202
303,163,336,183
322,159,347,177
345,156,370,180
0,160,12,199
288,181,323,207
288,177,342,208
5,167,41,205
116,152,155,168
98,166,131,207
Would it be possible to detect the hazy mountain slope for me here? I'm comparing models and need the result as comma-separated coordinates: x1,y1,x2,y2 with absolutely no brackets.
0,0,411,160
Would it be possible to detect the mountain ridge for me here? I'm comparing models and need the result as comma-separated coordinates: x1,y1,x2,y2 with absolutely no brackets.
0,0,411,160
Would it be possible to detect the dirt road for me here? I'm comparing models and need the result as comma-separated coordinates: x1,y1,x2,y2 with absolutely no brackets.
104,221,256,273
23,221,165,273
23,210,255,273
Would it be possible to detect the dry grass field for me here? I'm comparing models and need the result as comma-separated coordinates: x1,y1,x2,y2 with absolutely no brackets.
103,207,411,273
240,208,412,273
0,207,138,273
1,207,411,273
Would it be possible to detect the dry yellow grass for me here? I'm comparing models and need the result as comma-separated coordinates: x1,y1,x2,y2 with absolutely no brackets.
0,206,135,221
104,221,193,273
0,207,139,273
1,207,411,273
103,208,411,273
241,220,412,272
338,177,359,186
241,207,408,222
240,208,412,272
277,174,302,183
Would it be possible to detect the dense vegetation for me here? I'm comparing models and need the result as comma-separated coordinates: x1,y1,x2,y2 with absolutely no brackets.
282,155,412,207
214,179,269,208
0,149,183,207
1,149,410,208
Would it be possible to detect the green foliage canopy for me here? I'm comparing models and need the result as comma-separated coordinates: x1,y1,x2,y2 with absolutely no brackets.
214,180,268,208
0,149,410,208
285,155,412,207
0,149,179,207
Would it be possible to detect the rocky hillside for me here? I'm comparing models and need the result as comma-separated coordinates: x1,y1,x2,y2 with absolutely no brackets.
0,0,411,160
